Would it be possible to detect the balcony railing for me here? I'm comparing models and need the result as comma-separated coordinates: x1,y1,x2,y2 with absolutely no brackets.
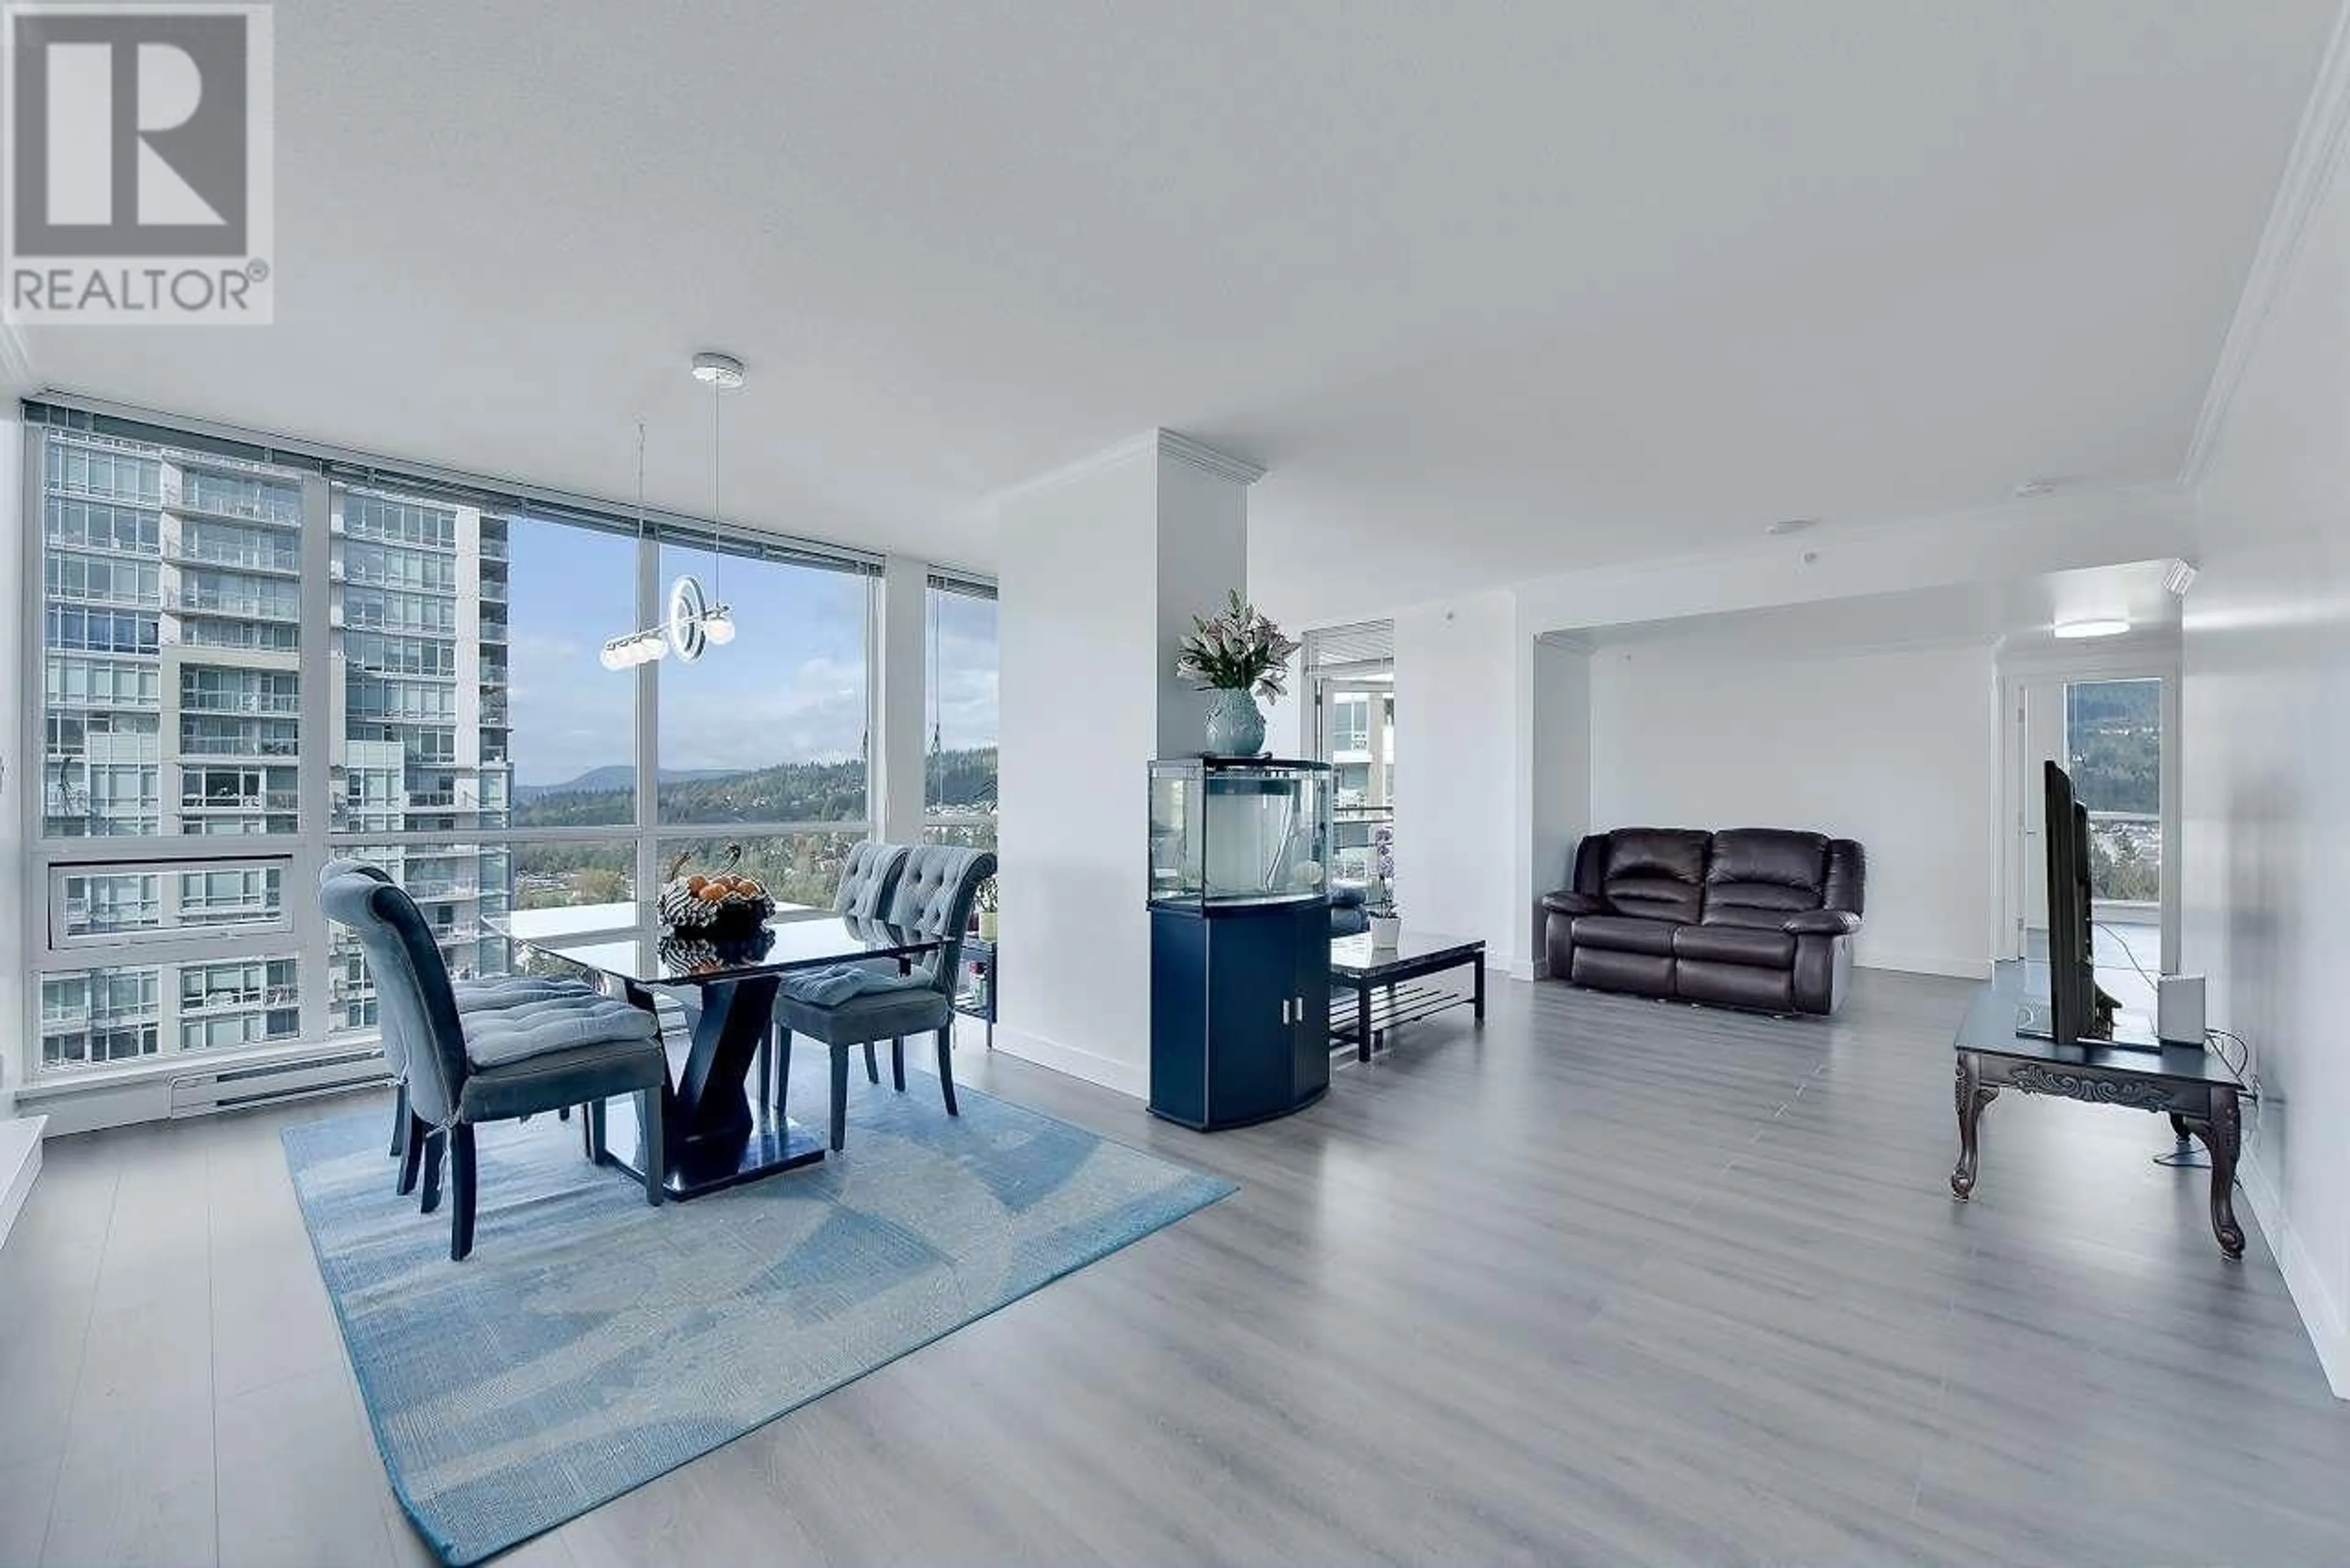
181,984,298,1015
179,737,300,760
181,793,301,813
168,540,300,574
44,581,159,608
45,527,160,558
165,589,300,621
479,536,509,562
170,488,302,527
178,689,300,715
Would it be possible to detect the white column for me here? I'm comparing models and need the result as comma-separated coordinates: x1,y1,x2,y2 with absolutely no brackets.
993,430,1258,1096
875,554,930,843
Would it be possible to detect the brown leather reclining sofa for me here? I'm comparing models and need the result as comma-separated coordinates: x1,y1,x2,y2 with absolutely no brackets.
1542,827,1865,1015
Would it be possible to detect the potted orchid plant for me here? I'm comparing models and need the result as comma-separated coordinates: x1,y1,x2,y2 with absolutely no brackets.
1175,589,1301,756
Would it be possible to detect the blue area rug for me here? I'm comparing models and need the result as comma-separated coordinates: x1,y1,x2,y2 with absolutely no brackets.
283,1075,1232,1565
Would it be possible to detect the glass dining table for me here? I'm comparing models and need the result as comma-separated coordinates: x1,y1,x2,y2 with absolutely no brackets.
495,909,942,1200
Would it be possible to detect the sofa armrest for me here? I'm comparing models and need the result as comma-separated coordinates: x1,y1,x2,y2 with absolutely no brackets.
1542,890,1610,917
1783,909,1860,936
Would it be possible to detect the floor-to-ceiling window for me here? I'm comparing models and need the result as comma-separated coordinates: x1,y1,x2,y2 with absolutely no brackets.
923,573,998,850
651,540,876,908
20,401,901,1086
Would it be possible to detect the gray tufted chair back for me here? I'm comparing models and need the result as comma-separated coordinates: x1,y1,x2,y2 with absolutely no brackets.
319,856,391,887
833,841,912,920
318,871,469,1129
885,846,998,991
316,858,401,1081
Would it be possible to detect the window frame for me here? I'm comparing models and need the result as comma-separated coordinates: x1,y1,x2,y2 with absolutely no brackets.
17,399,901,1094
920,572,998,844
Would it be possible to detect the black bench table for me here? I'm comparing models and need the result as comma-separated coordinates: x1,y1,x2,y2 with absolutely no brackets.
1330,930,1485,1061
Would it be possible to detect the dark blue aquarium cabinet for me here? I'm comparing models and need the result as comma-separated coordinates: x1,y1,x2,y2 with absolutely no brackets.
1147,757,1335,1130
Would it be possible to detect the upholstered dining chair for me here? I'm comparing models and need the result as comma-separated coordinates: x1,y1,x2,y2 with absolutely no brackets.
770,846,997,1152
319,870,669,1260
755,840,913,1111
319,857,603,1190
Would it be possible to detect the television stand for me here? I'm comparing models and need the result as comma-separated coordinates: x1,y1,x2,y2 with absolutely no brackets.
1954,960,2245,1259
2013,992,2153,1051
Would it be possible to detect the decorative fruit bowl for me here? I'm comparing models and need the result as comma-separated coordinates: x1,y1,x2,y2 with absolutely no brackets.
656,844,775,936
659,926,776,976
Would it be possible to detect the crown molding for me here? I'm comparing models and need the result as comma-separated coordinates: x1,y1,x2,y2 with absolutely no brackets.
985,427,1264,512
1155,429,1264,486
2180,0,2350,487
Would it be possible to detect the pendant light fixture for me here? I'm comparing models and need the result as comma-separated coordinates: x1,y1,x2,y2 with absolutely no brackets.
599,422,670,670
667,352,742,661
600,353,747,670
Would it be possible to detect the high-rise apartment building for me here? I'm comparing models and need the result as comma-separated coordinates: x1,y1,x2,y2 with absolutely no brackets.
34,426,513,1069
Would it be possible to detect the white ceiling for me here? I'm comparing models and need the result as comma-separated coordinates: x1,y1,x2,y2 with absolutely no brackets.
19,1,2335,611
1582,560,2186,659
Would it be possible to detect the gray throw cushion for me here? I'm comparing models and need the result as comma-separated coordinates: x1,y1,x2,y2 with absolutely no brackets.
452,976,600,1012
459,1037,666,1122
774,984,953,1044
461,994,659,1069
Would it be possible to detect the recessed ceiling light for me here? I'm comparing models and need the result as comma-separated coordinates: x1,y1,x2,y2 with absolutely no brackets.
2053,618,2131,640
1765,517,1819,536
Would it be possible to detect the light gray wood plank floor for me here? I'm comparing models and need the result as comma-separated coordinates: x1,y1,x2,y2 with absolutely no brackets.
6,968,2349,1566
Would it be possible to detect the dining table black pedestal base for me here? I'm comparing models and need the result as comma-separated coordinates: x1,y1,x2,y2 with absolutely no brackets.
500,913,949,1199
590,1089,826,1201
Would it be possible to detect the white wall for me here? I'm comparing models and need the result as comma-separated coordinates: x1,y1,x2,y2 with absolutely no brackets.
1520,637,1591,971
993,433,1252,1097
1392,592,1522,967
2177,37,2350,1393
995,444,1162,1096
1586,639,1997,977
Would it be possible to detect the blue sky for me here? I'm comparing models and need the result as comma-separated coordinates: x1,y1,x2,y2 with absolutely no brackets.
504,521,997,786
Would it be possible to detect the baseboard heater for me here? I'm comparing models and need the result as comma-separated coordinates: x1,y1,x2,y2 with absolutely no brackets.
168,1047,389,1118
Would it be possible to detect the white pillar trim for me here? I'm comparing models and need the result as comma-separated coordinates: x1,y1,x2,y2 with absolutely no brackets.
876,555,930,843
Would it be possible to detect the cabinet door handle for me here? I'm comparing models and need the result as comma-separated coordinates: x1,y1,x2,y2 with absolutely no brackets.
1280,998,1291,1025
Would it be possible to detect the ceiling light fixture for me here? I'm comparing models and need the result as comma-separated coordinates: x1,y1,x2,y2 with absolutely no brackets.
2163,559,2199,596
1765,517,1819,537
2013,477,2070,499
600,422,671,671
602,356,747,671
669,353,744,660
2053,618,2132,640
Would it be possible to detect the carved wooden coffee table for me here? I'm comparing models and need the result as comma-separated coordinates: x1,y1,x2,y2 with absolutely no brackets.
1951,960,2245,1258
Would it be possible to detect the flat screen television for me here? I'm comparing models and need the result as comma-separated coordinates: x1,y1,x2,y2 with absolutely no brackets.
2022,760,2124,1045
